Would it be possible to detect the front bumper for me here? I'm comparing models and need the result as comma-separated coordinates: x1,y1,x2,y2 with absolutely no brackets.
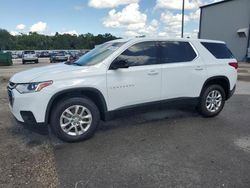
23,58,38,61
8,88,52,124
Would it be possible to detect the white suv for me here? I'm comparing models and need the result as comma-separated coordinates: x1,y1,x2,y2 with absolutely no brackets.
22,50,39,64
8,38,237,142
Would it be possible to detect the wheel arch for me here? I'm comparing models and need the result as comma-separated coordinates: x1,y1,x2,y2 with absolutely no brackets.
200,76,231,100
45,87,108,124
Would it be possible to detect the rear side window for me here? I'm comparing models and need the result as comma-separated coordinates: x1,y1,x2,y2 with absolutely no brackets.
159,41,197,63
201,42,234,59
117,41,157,66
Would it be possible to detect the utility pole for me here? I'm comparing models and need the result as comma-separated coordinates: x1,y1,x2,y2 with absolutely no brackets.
181,0,185,38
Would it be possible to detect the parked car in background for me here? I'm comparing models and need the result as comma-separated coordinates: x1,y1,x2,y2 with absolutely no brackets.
22,50,39,64
17,51,23,58
36,51,41,58
67,51,87,62
50,51,68,63
8,38,237,142
11,52,18,59
68,51,80,62
39,51,50,58
65,51,71,61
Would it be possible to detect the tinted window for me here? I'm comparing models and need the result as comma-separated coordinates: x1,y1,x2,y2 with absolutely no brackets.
116,42,157,67
24,51,35,54
56,51,65,56
160,41,197,63
201,42,234,59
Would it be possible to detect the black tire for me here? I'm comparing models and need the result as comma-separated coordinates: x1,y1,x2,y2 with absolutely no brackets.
35,60,39,64
50,97,100,142
22,60,26,64
197,84,226,117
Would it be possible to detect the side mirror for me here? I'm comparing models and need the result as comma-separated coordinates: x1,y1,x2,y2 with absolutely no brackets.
110,59,129,70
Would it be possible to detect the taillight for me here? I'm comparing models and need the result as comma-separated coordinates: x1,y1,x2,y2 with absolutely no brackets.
229,62,238,69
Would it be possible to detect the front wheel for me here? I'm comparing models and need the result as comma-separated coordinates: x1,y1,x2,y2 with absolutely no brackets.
50,97,100,142
198,85,226,117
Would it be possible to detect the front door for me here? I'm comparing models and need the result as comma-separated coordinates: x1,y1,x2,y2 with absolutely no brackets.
107,41,162,111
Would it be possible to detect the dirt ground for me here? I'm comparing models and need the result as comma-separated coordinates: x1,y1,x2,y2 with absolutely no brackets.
0,59,59,188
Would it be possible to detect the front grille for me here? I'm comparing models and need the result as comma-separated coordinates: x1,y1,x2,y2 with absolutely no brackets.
7,81,15,107
8,81,16,89
7,88,14,107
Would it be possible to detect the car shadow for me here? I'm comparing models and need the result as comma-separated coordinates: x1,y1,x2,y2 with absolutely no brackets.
11,103,200,145
99,105,199,132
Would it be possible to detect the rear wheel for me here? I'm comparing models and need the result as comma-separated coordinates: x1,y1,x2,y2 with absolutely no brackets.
22,60,26,64
198,85,225,117
50,97,100,142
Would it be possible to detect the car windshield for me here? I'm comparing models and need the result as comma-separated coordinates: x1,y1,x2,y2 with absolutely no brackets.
56,52,65,56
24,51,35,54
72,42,125,66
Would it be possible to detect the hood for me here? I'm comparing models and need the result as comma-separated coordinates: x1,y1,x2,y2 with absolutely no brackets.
10,63,87,83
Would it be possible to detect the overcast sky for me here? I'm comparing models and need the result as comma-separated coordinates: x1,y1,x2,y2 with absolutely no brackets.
0,0,221,38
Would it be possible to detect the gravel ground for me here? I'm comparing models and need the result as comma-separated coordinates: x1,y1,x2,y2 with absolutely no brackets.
54,95,250,188
0,60,59,187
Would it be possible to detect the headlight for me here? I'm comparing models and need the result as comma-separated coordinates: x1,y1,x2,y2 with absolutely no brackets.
15,81,53,94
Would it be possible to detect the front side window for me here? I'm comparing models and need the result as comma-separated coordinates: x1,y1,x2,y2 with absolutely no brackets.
115,41,157,67
159,41,197,63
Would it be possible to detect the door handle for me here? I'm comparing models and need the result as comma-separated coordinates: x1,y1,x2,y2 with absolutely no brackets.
195,66,204,71
148,70,159,76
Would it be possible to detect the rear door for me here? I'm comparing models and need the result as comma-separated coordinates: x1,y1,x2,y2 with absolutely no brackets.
160,41,207,99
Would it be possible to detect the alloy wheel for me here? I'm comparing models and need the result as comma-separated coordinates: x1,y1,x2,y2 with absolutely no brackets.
60,105,92,136
205,90,222,113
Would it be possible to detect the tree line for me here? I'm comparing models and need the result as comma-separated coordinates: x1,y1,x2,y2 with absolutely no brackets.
0,29,119,50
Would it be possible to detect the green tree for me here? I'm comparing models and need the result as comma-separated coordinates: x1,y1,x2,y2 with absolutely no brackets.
0,28,119,50
0,29,15,50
